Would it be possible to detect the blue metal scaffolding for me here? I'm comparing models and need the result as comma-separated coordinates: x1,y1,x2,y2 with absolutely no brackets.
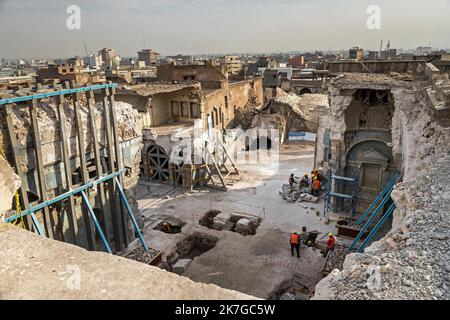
2,82,148,254
323,171,359,218
348,172,401,252
5,170,149,254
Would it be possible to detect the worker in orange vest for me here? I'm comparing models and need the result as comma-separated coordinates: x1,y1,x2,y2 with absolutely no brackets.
290,232,300,258
312,177,321,197
325,233,336,256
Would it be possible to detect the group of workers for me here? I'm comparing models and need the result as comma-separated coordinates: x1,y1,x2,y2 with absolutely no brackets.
288,169,323,196
289,231,335,258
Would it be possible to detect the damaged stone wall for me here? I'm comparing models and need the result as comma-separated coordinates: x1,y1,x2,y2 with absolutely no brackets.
0,154,21,213
0,91,143,250
313,74,450,299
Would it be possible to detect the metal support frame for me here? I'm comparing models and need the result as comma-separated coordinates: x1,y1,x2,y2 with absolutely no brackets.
0,84,118,106
356,172,400,225
114,177,148,252
5,170,149,253
80,190,112,254
1,82,145,254
323,171,359,218
5,171,124,223
356,202,397,253
348,177,398,251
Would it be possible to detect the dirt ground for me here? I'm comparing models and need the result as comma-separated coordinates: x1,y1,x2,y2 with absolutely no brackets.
136,144,334,299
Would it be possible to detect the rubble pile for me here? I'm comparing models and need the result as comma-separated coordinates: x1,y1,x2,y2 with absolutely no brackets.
322,245,348,274
126,245,161,265
227,105,259,130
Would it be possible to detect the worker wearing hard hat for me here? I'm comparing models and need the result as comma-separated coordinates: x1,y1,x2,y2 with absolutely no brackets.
300,173,310,188
290,232,301,258
324,233,336,256
312,177,321,197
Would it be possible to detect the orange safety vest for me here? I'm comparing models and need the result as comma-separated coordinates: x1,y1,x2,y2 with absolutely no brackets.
313,179,320,190
290,233,300,244
327,236,335,249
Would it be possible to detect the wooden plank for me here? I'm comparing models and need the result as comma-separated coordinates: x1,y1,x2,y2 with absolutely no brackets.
102,85,123,252
108,81,129,247
29,99,54,239
217,136,239,175
86,89,109,243
205,142,227,191
4,105,33,230
70,81,95,250
56,86,78,244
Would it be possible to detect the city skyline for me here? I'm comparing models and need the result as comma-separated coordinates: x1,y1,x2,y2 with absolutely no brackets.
0,0,449,59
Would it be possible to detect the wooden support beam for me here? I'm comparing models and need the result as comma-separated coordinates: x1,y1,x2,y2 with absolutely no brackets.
29,99,54,239
56,86,78,244
108,81,129,247
217,136,239,175
86,89,109,243
69,81,95,250
102,85,123,252
204,141,227,191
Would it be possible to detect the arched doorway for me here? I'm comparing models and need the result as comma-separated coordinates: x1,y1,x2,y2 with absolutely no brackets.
299,88,312,95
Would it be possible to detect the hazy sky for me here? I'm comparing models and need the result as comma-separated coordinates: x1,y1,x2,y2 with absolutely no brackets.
0,0,449,58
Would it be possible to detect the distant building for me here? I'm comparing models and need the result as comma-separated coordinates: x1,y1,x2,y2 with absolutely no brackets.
99,48,117,67
37,64,104,85
137,49,161,67
416,46,433,55
380,49,398,60
367,51,379,60
219,56,243,75
349,47,364,61
85,54,102,69
288,55,305,67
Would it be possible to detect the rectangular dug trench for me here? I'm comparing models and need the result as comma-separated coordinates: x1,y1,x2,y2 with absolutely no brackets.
165,232,219,275
153,217,186,234
199,209,262,236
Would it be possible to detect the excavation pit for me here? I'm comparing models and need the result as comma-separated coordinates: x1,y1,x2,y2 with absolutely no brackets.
271,275,313,300
198,209,222,229
176,232,219,260
199,210,261,236
153,220,186,234
166,232,219,273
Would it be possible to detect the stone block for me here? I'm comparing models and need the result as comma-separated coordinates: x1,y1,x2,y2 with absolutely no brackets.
172,259,192,275
213,213,233,230
235,218,252,235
